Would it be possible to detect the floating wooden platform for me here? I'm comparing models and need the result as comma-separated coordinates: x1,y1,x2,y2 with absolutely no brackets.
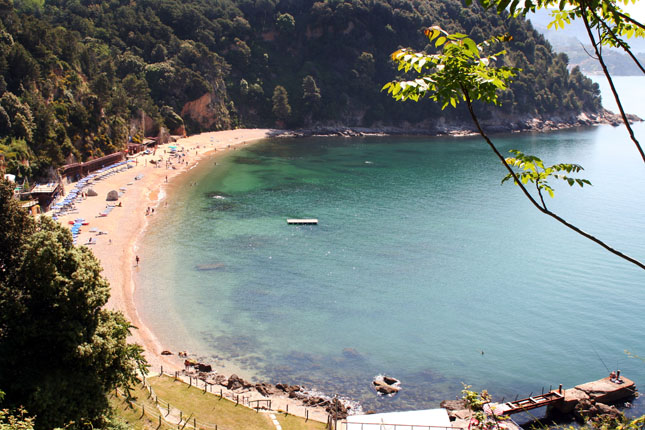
287,218,318,225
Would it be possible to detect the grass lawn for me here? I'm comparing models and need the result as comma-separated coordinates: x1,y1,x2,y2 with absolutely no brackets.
112,375,327,430
110,382,176,430
275,413,328,430
148,375,274,430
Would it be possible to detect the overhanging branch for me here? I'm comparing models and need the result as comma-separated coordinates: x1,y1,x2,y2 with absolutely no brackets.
462,88,645,270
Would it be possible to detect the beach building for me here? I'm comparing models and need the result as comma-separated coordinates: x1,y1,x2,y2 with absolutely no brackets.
127,142,145,155
343,408,455,430
29,182,61,212
21,199,41,216
60,152,126,183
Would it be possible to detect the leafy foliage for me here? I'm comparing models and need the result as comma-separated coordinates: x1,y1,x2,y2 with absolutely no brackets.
272,85,291,122
471,0,645,52
468,0,645,164
461,385,509,430
383,27,518,109
502,149,591,199
0,180,147,429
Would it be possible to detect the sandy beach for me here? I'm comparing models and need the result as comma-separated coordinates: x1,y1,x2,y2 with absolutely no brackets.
52,129,336,421
55,129,275,370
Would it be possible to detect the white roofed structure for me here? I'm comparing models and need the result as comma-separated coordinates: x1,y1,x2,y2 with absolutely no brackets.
344,408,456,430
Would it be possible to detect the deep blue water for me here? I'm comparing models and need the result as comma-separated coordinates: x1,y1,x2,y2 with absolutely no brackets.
136,77,645,415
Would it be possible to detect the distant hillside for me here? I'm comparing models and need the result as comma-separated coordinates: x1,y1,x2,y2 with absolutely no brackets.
529,8,645,75
0,0,602,181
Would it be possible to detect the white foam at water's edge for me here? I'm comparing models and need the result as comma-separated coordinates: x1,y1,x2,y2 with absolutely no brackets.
301,387,364,416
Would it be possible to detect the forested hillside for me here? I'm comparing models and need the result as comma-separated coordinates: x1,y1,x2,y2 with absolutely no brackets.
0,0,602,181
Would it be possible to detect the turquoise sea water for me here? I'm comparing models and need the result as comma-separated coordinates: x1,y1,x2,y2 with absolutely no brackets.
136,78,645,415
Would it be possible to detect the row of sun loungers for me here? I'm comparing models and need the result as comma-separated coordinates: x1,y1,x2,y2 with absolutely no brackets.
50,160,134,219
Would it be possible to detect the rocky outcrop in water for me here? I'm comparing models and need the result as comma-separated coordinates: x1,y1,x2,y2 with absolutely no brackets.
372,375,401,396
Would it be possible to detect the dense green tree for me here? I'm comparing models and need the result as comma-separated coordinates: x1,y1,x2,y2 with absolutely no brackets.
302,75,321,107
276,12,295,35
0,390,35,430
0,181,34,285
272,85,291,122
161,105,184,132
0,180,147,429
0,0,608,181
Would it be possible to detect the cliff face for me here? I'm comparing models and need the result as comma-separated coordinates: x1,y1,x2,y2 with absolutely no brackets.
181,93,231,131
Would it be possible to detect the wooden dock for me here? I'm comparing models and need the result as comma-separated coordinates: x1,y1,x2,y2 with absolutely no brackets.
287,218,318,225
481,376,636,417
485,391,564,415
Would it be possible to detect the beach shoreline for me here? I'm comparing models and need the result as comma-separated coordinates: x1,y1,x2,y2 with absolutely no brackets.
53,128,343,422
55,129,276,372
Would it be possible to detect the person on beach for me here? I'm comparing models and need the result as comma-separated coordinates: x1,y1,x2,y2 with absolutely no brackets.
135,255,140,266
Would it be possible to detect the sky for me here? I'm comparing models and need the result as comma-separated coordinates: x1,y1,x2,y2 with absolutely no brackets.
623,2,645,22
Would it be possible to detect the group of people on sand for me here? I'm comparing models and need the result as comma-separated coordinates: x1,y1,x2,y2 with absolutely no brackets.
145,206,155,216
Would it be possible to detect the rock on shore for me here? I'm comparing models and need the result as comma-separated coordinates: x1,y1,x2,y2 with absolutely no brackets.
278,109,641,139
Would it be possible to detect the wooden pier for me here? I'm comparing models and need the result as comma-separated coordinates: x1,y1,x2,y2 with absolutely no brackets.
485,391,564,415
480,376,636,417
287,218,318,225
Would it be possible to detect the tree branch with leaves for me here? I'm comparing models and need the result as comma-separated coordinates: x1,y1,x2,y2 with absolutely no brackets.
383,26,644,270
470,0,645,164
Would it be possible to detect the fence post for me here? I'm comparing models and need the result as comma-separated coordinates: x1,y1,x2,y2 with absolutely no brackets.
189,376,192,387
193,417,196,429
306,409,308,422
220,389,223,399
167,403,170,416
158,415,161,428
180,411,183,423
142,405,145,419
236,395,239,406
204,381,207,393
161,365,163,375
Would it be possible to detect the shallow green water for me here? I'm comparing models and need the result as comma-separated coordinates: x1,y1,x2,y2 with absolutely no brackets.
137,80,645,414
